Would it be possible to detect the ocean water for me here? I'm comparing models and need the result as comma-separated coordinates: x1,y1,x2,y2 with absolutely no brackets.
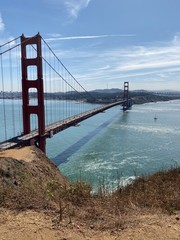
48,100,180,190
1,99,180,190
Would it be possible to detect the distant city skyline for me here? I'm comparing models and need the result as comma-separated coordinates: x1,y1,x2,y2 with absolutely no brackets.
1,0,180,91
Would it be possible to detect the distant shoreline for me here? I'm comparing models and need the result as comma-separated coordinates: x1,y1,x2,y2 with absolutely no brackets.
1,94,180,106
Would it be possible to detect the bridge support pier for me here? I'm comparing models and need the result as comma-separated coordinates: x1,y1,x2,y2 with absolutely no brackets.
21,33,46,152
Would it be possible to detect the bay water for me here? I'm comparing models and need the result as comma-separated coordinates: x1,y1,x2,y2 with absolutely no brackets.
48,100,180,190
1,99,180,190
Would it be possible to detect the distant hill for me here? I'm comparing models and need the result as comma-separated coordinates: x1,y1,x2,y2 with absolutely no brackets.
1,88,180,104
91,88,122,93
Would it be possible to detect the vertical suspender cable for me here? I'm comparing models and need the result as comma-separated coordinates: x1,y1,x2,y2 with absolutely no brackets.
0,52,7,141
69,74,71,117
43,43,49,126
53,50,57,122
57,55,61,122
16,44,22,135
48,48,53,124
64,70,67,118
9,43,16,136
62,66,65,121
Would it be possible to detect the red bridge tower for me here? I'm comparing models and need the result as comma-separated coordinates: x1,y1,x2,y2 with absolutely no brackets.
21,33,46,152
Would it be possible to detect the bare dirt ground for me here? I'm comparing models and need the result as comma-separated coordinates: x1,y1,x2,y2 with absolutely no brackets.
0,208,180,240
0,147,36,161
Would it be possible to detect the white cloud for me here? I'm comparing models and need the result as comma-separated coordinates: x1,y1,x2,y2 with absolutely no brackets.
45,0,91,19
46,34,110,41
47,33,62,38
0,14,15,46
0,14,5,32
116,60,180,72
43,32,180,90
64,0,91,18
78,37,180,89
173,33,180,45
115,44,180,73
45,34,136,42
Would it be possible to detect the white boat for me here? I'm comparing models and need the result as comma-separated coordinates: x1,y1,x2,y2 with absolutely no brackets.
154,114,158,120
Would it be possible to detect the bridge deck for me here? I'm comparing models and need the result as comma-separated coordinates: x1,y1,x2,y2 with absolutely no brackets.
0,100,125,151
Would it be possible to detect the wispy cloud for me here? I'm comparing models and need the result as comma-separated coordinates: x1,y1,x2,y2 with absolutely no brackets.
45,34,136,41
60,35,180,90
47,33,62,38
45,0,91,19
42,31,180,90
115,44,180,72
64,0,91,18
173,33,180,45
46,35,110,41
50,36,180,72
117,59,180,72
0,14,5,32
0,14,11,46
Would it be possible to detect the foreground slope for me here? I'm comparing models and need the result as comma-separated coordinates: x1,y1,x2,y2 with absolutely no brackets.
0,146,70,209
0,146,180,240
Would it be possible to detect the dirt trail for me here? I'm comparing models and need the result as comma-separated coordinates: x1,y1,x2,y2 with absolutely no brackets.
0,208,179,240
0,147,36,162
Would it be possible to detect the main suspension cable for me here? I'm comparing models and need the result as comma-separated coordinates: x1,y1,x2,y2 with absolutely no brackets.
41,36,96,102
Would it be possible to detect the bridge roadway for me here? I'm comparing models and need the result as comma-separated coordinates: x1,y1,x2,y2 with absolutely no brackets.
0,100,125,151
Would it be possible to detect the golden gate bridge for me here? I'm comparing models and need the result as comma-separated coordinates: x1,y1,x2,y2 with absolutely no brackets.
0,33,132,153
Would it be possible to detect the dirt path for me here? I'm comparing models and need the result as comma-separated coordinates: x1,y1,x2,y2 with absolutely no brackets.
0,147,38,162
0,208,179,240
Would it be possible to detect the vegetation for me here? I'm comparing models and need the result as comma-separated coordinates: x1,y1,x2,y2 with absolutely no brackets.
0,147,179,231
44,168,180,231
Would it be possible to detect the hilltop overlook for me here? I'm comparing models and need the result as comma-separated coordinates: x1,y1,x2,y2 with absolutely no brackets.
0,146,180,239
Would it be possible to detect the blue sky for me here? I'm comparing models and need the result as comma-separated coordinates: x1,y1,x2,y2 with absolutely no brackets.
1,0,180,90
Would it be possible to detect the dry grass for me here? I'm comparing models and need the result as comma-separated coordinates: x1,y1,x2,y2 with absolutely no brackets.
0,147,180,231
113,167,180,212
43,166,180,230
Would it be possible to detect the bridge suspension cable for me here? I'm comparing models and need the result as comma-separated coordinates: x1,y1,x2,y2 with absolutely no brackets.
0,36,25,144
0,49,7,141
41,36,96,102
0,36,20,55
26,35,99,127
